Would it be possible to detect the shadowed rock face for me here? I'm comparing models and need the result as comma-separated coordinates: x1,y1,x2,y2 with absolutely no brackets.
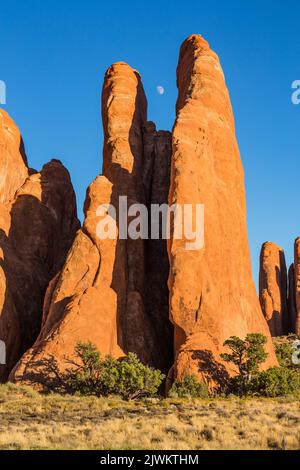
11,63,173,385
259,242,288,336
143,123,173,373
168,35,277,385
0,111,80,381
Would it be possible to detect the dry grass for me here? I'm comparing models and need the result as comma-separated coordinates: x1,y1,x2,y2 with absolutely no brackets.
0,383,299,450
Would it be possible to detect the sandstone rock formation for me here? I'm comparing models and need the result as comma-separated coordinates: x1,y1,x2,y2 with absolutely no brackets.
288,263,297,334
0,110,79,381
10,35,278,389
258,239,300,337
11,63,173,385
168,35,277,385
294,238,300,334
0,111,28,204
259,242,288,336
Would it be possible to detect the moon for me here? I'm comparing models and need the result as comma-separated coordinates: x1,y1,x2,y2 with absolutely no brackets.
156,85,165,95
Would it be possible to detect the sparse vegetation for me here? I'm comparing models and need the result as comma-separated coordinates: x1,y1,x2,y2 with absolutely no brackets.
275,342,294,368
0,383,299,450
250,366,300,397
36,337,300,402
220,334,300,398
1,335,300,450
64,342,165,400
274,335,300,368
168,375,209,398
221,333,268,395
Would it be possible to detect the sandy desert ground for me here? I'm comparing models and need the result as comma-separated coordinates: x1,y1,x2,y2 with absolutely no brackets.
0,384,299,450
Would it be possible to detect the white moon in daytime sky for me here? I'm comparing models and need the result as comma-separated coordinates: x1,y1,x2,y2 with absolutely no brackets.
156,85,165,95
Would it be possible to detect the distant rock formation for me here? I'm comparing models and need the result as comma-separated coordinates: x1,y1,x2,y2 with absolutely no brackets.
9,35,278,389
259,237,300,337
0,110,80,381
294,238,300,335
259,242,288,336
288,263,297,334
167,35,277,386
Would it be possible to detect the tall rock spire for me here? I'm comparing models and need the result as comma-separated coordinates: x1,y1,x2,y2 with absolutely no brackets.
288,263,297,333
11,63,173,384
168,35,277,385
259,242,288,336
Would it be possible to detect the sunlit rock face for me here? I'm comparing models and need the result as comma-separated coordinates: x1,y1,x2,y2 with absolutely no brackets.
9,34,278,389
259,242,288,337
258,239,300,337
0,110,80,381
11,63,173,386
168,35,277,386
0,110,28,204
293,238,300,335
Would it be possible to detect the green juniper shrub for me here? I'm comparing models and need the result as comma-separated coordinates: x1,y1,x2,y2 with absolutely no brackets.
274,336,300,368
221,334,300,397
168,375,209,398
112,352,165,400
225,375,253,396
65,342,104,396
64,342,165,400
221,334,268,396
275,342,294,368
250,366,300,397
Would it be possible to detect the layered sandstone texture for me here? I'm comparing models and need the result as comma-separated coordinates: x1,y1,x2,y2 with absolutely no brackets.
168,35,277,385
259,242,288,336
0,109,80,381
11,64,173,385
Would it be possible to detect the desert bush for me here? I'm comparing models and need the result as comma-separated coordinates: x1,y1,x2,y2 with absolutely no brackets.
250,367,300,397
274,335,300,368
221,333,268,395
65,342,104,396
111,352,165,400
275,341,295,368
225,375,253,396
221,333,300,397
168,375,209,398
65,342,165,400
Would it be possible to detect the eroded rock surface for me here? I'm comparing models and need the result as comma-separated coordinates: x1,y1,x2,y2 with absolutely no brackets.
259,242,288,336
0,110,28,204
10,35,278,389
11,64,173,385
0,111,79,381
168,35,277,386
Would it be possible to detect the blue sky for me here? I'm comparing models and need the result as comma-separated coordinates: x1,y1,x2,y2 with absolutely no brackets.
0,0,299,287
